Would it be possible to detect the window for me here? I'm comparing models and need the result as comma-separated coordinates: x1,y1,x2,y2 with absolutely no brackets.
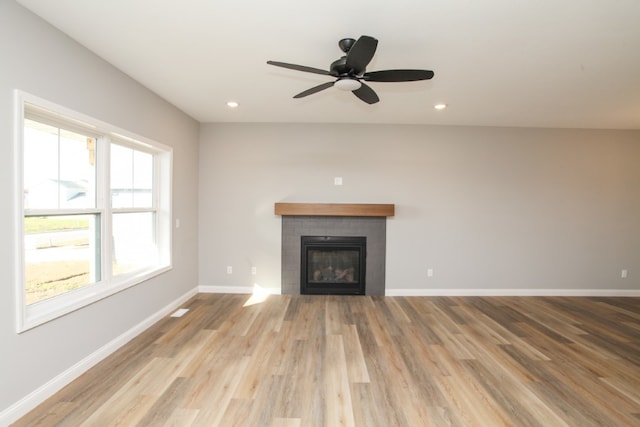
15,92,172,332
110,144,157,276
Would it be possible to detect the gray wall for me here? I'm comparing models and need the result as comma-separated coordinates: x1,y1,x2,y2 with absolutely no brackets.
0,0,199,413
199,123,640,293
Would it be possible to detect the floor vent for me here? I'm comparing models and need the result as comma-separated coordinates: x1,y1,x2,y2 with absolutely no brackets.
170,308,189,318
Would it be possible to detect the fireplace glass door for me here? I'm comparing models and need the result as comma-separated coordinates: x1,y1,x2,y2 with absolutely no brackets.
301,236,366,295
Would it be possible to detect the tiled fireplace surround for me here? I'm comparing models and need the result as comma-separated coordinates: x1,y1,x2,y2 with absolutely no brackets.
279,210,390,295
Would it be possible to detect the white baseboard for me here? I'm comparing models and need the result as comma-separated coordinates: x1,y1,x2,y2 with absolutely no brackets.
198,285,254,294
0,287,198,426
199,285,639,297
198,285,281,295
198,285,639,297
385,288,640,297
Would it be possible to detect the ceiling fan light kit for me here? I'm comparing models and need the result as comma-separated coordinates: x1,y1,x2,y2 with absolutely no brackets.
267,35,434,104
334,78,362,91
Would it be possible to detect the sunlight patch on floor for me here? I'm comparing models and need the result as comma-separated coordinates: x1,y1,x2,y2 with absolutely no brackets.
243,284,272,307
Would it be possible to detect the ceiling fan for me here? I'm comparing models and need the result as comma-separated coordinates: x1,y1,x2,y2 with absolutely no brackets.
267,35,434,104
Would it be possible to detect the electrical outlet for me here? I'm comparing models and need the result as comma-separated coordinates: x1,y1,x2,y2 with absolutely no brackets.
251,266,257,275
427,268,434,278
621,269,628,279
226,266,233,274
334,177,343,186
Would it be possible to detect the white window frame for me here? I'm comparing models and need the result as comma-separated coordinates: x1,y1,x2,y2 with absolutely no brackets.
14,90,173,333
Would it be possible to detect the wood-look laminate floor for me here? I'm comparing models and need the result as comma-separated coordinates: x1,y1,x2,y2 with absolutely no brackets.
14,294,640,427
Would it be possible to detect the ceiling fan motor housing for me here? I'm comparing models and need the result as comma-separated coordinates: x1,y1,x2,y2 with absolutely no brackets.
330,56,355,76
338,38,356,53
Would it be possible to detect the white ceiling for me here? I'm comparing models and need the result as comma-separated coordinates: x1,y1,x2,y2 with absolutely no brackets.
16,0,640,129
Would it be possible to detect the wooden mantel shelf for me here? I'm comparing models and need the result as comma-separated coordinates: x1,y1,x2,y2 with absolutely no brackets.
275,203,395,217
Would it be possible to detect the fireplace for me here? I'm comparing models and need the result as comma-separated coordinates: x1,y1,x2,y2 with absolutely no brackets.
276,203,394,296
300,236,366,295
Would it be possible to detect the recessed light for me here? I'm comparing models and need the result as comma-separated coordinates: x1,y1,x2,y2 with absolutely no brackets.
226,101,239,108
434,103,447,110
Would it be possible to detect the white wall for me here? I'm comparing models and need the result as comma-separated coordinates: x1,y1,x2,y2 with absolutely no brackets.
0,0,199,417
199,123,640,294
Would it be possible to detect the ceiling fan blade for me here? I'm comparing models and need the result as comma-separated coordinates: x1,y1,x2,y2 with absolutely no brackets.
293,81,335,98
364,69,434,82
345,36,378,74
267,61,331,76
352,82,379,104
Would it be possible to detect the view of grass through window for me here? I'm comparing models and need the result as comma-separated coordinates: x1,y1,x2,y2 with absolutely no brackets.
24,216,94,305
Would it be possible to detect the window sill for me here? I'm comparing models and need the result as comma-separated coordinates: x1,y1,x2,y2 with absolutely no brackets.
18,265,172,333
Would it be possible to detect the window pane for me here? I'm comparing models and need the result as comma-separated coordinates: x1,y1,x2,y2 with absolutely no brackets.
133,150,153,208
59,130,96,209
111,144,133,208
112,212,157,275
23,119,96,209
24,214,101,305
111,144,153,208
23,121,57,209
